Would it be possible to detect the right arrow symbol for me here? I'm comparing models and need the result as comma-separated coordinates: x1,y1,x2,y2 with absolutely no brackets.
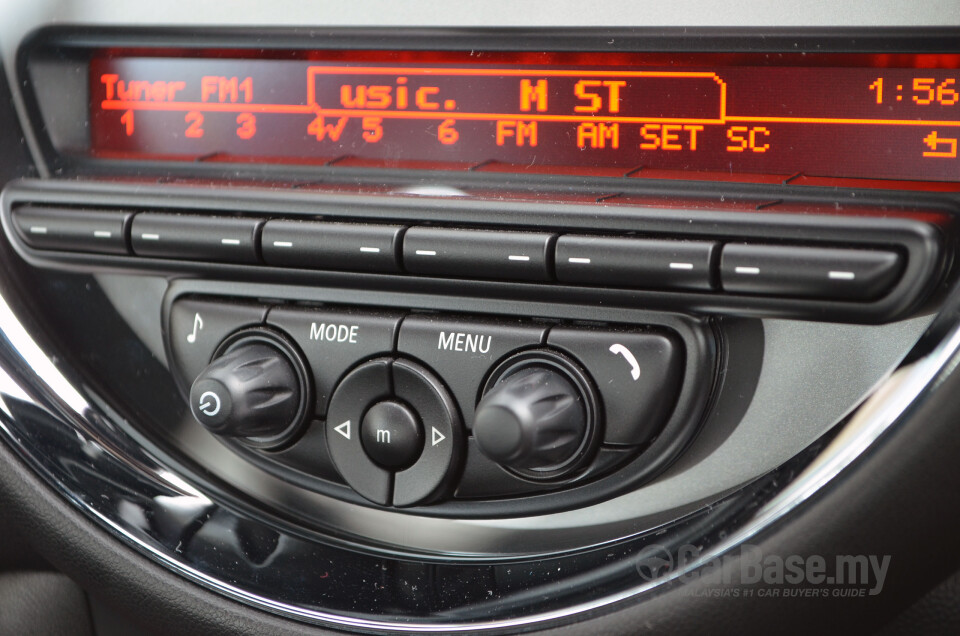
334,420,351,440
431,427,446,446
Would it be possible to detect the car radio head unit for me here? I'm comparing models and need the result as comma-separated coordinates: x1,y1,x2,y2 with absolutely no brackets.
4,24,960,633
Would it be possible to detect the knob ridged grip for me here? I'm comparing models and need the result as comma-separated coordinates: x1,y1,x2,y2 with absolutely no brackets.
474,366,586,471
190,342,301,440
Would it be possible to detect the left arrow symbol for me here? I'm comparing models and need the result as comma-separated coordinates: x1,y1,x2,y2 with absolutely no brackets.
334,420,351,440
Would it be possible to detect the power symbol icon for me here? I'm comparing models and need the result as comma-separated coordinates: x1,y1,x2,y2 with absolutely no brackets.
198,391,222,417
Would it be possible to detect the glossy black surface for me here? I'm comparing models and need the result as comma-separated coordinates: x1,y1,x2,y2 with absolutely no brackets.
403,227,555,282
548,327,683,446
0,366,807,627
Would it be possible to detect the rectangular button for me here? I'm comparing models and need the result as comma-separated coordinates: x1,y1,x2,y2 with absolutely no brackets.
12,205,130,255
720,244,903,300
403,228,554,282
131,213,261,264
168,298,268,386
261,220,402,273
555,236,716,291
398,315,548,426
267,306,402,416
548,327,683,445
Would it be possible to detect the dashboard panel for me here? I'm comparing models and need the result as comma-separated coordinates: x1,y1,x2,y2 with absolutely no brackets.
0,3,960,635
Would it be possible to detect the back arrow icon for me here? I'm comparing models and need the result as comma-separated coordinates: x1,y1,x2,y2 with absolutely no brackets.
334,420,351,440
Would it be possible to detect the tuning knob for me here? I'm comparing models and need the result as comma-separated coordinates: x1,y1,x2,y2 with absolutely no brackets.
473,353,596,477
189,331,311,448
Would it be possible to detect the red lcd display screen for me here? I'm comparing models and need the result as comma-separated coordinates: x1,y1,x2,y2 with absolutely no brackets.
89,51,960,183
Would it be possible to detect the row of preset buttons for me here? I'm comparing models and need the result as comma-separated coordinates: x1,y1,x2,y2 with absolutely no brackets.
14,206,903,300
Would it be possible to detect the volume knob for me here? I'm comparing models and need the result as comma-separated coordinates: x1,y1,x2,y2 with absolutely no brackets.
189,331,310,448
473,354,595,476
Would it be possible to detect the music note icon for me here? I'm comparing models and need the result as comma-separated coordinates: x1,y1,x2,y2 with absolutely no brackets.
186,313,203,344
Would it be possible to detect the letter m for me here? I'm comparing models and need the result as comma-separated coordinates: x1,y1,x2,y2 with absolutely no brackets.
438,332,455,350
520,79,548,112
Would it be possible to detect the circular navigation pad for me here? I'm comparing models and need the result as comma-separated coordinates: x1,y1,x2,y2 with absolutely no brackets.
326,357,463,507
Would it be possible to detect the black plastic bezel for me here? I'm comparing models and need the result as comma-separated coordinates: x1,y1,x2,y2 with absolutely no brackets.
1,178,950,324
155,282,717,520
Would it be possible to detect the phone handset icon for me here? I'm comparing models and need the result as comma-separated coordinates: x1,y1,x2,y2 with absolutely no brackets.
608,344,641,381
